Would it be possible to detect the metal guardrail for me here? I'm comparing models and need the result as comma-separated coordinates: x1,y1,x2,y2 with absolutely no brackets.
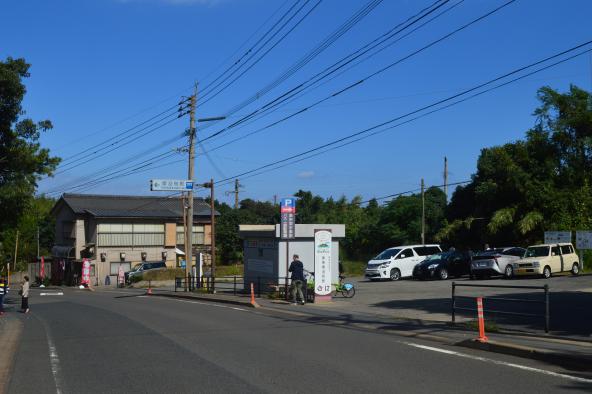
451,282,550,333
174,275,315,303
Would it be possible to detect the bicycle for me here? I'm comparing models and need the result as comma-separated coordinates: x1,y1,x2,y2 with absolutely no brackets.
335,275,356,298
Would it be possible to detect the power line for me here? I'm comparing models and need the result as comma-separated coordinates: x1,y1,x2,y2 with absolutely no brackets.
199,0,322,104
206,41,592,189
55,113,184,175
197,0,457,145
59,100,188,165
202,0,386,123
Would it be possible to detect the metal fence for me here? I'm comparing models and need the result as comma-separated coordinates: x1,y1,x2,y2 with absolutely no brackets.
451,282,550,333
174,275,315,303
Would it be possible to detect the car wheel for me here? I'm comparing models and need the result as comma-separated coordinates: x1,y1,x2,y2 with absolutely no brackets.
543,266,551,279
438,268,449,280
571,262,580,276
504,265,514,279
390,268,401,281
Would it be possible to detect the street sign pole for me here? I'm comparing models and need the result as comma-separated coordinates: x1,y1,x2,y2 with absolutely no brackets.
280,198,296,299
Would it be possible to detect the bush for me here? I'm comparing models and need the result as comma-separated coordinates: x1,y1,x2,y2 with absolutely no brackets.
341,260,366,277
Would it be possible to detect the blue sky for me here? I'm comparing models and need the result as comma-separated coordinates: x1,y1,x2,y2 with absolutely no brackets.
2,0,591,205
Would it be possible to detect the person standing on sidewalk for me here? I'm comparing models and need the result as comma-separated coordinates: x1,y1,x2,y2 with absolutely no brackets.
288,254,305,305
0,278,7,315
20,276,30,313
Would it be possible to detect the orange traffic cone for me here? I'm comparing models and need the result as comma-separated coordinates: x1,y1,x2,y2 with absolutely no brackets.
476,297,488,342
250,283,260,308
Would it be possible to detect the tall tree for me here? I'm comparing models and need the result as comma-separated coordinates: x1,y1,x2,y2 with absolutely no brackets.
0,58,60,233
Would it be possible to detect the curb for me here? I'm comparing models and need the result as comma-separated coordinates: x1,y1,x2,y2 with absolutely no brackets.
151,292,257,308
457,339,592,372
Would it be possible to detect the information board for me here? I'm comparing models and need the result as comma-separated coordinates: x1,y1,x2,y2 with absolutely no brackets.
576,231,592,250
544,231,572,244
314,230,332,296
280,198,296,239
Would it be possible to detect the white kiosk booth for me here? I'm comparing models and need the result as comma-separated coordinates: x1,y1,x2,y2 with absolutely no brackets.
238,224,345,292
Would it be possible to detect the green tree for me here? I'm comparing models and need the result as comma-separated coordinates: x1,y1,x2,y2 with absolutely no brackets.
0,57,60,268
440,85,592,249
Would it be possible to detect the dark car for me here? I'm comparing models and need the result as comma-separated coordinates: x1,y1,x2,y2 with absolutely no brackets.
412,251,473,280
125,261,167,284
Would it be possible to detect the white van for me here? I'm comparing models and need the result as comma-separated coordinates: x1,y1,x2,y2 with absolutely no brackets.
365,244,442,281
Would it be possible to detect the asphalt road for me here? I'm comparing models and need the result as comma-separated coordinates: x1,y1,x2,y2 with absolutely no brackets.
3,288,592,394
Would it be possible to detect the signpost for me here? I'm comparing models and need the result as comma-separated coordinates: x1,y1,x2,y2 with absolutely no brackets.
544,231,572,244
576,231,592,273
81,258,91,287
39,256,46,288
280,198,296,297
314,229,332,302
150,179,194,191
117,265,125,288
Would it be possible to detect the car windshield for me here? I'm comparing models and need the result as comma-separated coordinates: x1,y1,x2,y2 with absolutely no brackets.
424,252,451,261
525,246,549,258
132,263,143,271
374,248,401,260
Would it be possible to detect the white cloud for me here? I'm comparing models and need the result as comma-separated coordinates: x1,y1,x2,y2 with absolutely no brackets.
297,171,315,179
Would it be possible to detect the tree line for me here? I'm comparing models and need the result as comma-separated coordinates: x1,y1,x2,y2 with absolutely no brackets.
215,85,592,264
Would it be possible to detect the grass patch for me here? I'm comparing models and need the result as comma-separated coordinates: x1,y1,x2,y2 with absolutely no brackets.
215,264,244,277
460,319,500,333
141,268,185,281
341,260,366,277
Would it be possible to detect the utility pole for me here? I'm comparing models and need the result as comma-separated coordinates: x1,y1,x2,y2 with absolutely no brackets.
444,156,448,201
210,178,216,280
37,226,40,260
11,230,19,286
421,178,425,245
225,179,242,209
185,88,197,285
202,179,216,281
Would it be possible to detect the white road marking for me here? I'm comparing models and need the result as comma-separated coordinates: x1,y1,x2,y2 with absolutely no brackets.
38,318,64,394
40,292,64,296
141,296,249,312
405,342,592,383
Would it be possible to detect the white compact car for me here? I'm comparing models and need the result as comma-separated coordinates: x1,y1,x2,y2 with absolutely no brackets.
365,244,442,281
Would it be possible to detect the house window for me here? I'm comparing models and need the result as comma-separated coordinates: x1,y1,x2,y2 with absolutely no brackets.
176,225,205,245
98,223,164,247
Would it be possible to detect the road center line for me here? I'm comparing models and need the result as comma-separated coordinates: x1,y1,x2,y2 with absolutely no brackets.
404,342,592,384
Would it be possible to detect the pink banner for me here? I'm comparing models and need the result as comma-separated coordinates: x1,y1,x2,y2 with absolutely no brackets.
81,259,91,285
40,256,45,278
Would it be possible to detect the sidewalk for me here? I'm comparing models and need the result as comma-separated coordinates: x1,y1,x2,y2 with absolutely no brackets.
147,288,592,373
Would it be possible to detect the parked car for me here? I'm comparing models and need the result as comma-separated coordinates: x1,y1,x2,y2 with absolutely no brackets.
512,243,580,279
470,247,526,279
125,261,167,283
412,250,473,280
365,244,442,281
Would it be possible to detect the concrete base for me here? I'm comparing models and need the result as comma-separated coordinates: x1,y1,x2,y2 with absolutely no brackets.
314,294,332,303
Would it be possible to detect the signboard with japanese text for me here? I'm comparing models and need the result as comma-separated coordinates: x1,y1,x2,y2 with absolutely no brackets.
576,231,592,250
81,259,91,285
118,265,125,286
544,231,572,244
150,179,194,191
314,229,332,296
280,198,296,239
